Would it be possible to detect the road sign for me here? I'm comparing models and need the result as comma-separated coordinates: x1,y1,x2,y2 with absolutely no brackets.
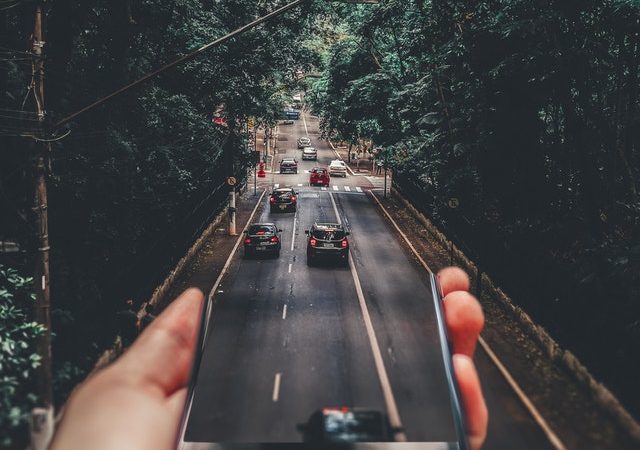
227,176,237,186
448,198,460,209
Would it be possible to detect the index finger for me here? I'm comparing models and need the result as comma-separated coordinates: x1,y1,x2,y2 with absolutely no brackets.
438,266,470,296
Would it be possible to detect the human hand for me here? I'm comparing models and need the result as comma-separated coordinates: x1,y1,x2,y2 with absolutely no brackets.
50,288,205,450
51,269,487,450
438,267,488,450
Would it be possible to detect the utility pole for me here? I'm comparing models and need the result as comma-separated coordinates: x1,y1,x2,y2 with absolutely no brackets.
224,125,237,236
29,2,54,449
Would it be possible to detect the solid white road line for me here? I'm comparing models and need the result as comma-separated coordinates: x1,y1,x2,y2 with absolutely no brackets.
302,112,309,136
329,192,341,225
368,191,567,450
282,304,287,320
288,263,292,273
332,185,338,191
344,186,351,192
272,373,282,402
291,215,297,251
356,186,363,193
329,192,406,441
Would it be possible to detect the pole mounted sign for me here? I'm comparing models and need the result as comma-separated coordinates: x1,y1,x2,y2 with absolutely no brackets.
227,176,237,186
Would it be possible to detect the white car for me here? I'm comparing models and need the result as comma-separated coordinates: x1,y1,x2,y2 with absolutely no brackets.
302,147,317,161
328,160,348,177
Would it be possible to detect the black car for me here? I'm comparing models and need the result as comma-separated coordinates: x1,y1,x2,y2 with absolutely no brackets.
298,407,394,443
305,223,349,266
280,158,298,174
243,223,282,258
270,188,297,213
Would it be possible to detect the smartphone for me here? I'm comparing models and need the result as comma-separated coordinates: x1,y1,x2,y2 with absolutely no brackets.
176,273,469,450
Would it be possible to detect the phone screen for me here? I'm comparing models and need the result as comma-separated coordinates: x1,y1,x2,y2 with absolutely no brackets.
177,265,468,450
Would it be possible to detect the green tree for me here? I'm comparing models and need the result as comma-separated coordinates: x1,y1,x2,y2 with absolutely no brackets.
0,266,45,449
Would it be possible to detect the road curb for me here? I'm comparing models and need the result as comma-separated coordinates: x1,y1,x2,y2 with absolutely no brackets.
389,186,640,444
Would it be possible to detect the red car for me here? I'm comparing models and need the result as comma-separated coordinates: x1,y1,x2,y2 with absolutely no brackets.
310,167,330,187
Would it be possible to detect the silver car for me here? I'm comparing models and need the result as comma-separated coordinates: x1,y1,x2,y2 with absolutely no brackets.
302,147,318,160
328,160,348,177
297,137,311,148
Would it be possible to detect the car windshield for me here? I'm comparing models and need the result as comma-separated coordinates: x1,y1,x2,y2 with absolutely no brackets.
248,225,274,235
313,169,327,174
312,229,345,240
281,160,296,165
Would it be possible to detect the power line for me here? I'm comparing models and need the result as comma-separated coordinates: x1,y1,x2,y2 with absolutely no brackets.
52,0,311,131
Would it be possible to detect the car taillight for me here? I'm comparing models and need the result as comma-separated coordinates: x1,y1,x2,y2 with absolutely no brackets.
290,196,297,202
341,239,348,248
270,236,279,243
244,238,251,244
270,197,275,203
310,238,317,247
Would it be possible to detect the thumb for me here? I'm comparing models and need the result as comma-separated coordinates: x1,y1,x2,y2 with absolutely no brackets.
116,288,205,396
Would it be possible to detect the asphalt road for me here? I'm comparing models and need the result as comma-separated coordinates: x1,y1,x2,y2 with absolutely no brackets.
182,113,555,449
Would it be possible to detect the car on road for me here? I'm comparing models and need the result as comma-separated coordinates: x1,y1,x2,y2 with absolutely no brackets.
297,137,311,148
309,167,330,186
243,223,282,258
270,187,297,213
298,407,394,443
279,158,298,174
280,119,294,125
305,223,349,266
302,147,317,161
328,159,348,177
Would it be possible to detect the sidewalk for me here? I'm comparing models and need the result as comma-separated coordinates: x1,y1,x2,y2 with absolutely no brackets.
160,189,264,308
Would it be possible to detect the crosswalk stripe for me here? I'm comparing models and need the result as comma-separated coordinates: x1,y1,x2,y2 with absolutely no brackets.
321,187,327,191
356,186,363,192
274,184,279,188
297,184,303,187
332,185,339,191
344,186,351,192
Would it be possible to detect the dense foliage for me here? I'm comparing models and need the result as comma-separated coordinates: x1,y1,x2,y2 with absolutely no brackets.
1,0,319,421
306,0,640,416
0,266,45,448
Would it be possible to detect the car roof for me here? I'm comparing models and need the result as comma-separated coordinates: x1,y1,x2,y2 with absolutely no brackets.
330,160,345,164
248,222,276,228
303,147,316,151
314,222,344,230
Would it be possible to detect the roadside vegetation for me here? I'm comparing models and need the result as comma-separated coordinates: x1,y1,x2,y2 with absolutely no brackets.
1,0,639,446
305,0,640,418
1,1,320,446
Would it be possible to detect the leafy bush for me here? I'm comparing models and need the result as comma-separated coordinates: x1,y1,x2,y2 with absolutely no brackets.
0,266,45,449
